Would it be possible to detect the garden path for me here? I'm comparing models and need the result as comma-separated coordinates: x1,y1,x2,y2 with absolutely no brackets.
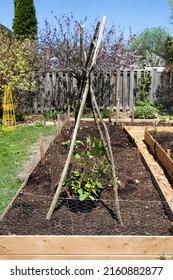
17,135,56,180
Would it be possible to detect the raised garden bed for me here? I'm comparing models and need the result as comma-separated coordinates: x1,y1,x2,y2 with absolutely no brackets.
0,121,172,236
144,128,173,183
149,130,173,160
0,121,173,260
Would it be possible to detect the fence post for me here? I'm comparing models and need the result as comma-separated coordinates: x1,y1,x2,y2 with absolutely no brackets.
150,68,157,102
115,70,120,125
129,68,134,110
122,70,128,112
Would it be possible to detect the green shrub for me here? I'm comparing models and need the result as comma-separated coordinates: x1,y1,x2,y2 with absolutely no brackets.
134,105,158,119
15,111,25,122
101,109,113,118
43,110,59,120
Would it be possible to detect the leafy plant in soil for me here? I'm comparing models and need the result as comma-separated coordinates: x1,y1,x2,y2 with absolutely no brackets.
62,135,111,201
133,72,159,119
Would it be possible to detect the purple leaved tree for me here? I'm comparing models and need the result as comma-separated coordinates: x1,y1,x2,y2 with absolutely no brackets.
39,14,140,118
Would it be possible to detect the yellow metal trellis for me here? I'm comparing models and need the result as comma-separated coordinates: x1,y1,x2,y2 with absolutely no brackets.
2,85,16,131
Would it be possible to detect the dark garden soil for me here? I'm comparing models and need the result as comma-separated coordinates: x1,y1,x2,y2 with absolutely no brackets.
0,121,172,236
150,131,173,161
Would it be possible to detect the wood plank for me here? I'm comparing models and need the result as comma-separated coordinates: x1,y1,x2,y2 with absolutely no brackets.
0,254,171,260
145,128,173,181
155,141,173,181
144,130,156,155
0,236,173,256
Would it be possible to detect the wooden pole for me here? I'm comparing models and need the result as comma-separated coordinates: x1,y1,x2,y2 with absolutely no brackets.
116,71,120,125
39,133,44,161
131,104,135,124
57,114,61,135
46,16,107,220
90,16,106,70
116,99,120,125
68,105,71,123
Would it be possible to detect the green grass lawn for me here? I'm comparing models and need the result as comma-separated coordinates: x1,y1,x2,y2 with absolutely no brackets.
0,123,57,215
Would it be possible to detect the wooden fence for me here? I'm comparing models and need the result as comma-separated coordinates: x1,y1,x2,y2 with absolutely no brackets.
15,68,163,114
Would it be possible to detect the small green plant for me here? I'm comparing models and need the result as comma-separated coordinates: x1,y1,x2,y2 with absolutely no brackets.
158,117,167,124
101,108,113,118
15,111,25,122
134,73,151,106
34,120,46,127
63,135,111,201
153,126,158,134
133,73,159,119
133,105,158,119
159,254,167,260
43,110,60,120
159,254,173,260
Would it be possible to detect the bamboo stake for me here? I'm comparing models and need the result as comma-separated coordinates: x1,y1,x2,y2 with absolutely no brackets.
39,133,44,161
46,16,107,220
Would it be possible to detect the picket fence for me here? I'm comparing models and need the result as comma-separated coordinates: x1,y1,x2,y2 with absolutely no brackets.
15,68,163,113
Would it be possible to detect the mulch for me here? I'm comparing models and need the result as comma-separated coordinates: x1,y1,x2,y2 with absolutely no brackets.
0,121,172,235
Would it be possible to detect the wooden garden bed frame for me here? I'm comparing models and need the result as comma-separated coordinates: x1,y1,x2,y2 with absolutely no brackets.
0,124,173,260
0,236,173,260
144,127,173,182
124,125,173,222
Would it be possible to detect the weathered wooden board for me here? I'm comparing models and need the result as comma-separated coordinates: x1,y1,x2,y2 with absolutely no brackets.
144,129,156,155
144,129,173,182
155,141,173,182
0,236,173,260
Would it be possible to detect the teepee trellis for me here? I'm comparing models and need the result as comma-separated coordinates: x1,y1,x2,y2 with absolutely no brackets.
2,85,16,131
46,16,123,225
